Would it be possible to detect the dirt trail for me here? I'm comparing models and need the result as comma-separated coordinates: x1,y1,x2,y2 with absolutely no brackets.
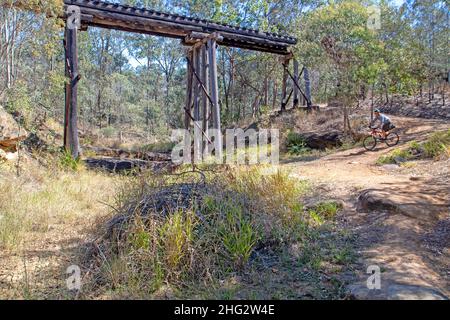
284,116,448,186
1,115,448,300
283,115,450,300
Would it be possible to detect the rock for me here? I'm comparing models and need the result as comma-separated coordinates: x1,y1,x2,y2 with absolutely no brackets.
0,106,27,152
381,164,400,170
23,132,48,150
300,131,343,150
357,187,448,223
393,156,406,164
348,282,448,300
5,152,18,161
0,148,18,161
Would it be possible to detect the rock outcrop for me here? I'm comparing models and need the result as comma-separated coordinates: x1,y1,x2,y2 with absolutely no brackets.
301,131,343,150
357,186,448,224
0,106,27,148
0,106,27,159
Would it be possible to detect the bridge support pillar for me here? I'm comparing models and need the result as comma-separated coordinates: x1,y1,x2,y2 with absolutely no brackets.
184,36,222,162
64,22,80,159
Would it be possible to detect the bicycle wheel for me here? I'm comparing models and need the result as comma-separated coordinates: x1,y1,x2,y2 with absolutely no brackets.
385,132,399,147
363,135,377,151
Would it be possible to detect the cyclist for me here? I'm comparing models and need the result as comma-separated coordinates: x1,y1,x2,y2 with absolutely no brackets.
370,109,394,139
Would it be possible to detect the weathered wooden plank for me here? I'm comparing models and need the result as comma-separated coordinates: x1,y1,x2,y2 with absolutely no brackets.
281,58,289,111
65,0,296,44
283,62,311,108
61,0,295,54
201,44,209,141
193,47,201,122
184,50,194,131
293,59,299,109
208,39,222,152
304,67,312,108
64,25,80,159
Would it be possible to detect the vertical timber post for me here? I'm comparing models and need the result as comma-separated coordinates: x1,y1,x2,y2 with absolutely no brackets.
281,56,289,111
293,59,299,109
208,38,222,153
193,46,201,162
64,24,80,159
185,50,194,159
193,47,201,122
304,67,312,109
201,44,209,155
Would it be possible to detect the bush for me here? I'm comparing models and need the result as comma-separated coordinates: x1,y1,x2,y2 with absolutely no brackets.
376,147,414,164
86,167,313,297
422,130,450,159
139,141,176,153
100,127,117,138
59,150,81,171
308,201,343,225
286,131,311,155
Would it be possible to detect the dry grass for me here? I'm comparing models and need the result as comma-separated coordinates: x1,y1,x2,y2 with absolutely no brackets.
79,165,354,299
0,154,129,299
0,159,123,251
377,129,450,165
0,153,355,300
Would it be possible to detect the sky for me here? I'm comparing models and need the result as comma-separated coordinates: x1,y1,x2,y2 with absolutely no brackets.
127,0,408,69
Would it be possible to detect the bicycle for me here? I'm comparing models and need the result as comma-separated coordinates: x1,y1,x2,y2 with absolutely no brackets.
363,127,399,151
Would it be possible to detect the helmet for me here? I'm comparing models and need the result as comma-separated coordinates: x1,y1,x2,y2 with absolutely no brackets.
374,108,381,113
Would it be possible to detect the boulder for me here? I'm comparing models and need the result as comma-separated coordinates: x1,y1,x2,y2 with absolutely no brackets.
0,106,27,152
300,131,343,150
0,149,18,162
357,186,449,223
348,282,448,300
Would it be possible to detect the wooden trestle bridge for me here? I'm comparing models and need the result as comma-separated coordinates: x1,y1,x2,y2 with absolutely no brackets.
9,0,312,158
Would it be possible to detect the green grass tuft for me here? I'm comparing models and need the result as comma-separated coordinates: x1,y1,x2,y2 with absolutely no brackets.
377,130,450,165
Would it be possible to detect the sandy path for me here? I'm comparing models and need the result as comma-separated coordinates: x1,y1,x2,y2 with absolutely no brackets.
282,115,450,299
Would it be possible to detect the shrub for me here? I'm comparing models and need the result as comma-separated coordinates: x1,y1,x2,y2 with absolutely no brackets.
59,150,81,171
308,201,342,225
140,141,176,153
286,131,311,155
376,147,414,164
100,127,117,138
86,167,313,297
377,130,450,164
422,130,450,159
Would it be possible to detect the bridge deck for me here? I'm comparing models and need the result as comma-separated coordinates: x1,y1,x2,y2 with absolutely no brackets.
64,0,297,54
